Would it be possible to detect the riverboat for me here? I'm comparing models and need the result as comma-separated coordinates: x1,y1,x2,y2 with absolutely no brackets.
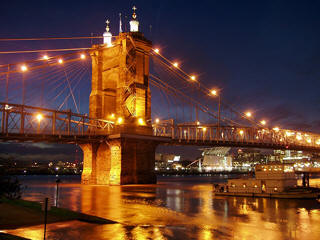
214,163,320,199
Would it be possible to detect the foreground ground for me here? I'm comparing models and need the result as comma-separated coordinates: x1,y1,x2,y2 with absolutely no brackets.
0,198,116,239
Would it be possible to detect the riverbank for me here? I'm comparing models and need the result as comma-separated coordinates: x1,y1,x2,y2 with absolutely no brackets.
0,198,116,230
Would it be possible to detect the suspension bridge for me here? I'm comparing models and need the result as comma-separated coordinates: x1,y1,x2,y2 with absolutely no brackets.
1,7,320,184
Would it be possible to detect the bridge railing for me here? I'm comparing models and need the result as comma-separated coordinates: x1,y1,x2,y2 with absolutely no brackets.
0,102,114,137
153,123,320,149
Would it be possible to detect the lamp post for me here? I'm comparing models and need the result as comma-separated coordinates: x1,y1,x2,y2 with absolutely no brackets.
20,65,27,105
55,178,61,207
36,113,43,134
211,89,221,139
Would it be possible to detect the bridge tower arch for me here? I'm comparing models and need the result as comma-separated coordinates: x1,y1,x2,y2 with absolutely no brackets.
81,9,158,185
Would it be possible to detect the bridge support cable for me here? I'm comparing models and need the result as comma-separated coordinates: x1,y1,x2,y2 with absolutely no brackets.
150,74,241,126
57,66,88,111
151,53,264,128
63,69,79,113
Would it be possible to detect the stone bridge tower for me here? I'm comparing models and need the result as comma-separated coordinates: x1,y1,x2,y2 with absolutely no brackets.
81,8,159,185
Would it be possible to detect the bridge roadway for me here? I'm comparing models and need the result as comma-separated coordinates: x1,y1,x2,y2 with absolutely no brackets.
1,102,320,152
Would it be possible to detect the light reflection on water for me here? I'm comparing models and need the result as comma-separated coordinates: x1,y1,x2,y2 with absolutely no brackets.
5,175,320,239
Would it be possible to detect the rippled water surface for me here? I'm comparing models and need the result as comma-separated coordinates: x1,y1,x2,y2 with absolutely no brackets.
5,175,320,240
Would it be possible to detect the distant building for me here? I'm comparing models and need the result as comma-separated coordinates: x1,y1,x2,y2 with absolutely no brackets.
201,147,232,171
155,153,181,171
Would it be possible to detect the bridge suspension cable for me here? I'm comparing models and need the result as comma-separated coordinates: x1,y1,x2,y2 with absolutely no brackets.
151,49,265,128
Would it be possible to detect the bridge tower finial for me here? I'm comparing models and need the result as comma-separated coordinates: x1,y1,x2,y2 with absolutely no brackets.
103,19,113,47
130,5,139,32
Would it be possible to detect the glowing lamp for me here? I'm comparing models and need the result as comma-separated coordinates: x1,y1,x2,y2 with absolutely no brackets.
42,55,49,60
173,62,179,68
245,112,252,117
21,65,28,72
211,89,217,96
36,113,43,122
273,127,280,132
117,117,123,124
155,118,160,124
190,75,196,81
154,48,160,54
138,118,144,125
260,120,266,125
80,54,86,59
58,59,63,64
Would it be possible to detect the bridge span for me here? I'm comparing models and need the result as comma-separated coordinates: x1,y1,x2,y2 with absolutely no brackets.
1,102,320,152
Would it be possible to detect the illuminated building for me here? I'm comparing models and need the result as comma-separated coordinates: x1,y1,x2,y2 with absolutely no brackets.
201,147,232,171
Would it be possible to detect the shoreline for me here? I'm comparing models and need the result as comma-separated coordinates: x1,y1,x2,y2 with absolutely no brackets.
0,198,116,230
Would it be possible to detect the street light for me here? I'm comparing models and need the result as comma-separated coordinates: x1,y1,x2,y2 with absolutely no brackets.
173,62,179,68
138,118,144,125
21,65,28,106
117,117,123,124
190,75,196,81
211,89,217,96
21,65,28,72
80,54,86,59
245,112,252,118
211,89,221,139
154,48,160,54
155,118,160,124
36,113,43,133
260,120,266,126
273,127,280,132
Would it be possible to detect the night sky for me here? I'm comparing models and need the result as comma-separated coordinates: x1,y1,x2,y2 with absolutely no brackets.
1,0,320,161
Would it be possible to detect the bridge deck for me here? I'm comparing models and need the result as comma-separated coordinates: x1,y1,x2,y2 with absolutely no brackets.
1,102,320,151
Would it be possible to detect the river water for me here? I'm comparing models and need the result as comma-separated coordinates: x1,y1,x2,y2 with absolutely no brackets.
4,175,320,240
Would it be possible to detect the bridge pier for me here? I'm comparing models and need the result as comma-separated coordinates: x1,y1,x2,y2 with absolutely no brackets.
80,135,158,185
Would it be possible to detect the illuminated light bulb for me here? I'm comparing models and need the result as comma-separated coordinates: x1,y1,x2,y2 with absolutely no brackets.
173,62,179,68
138,118,144,125
154,48,160,54
155,118,160,124
211,89,217,96
203,127,207,131
21,65,28,72
190,75,196,81
42,55,49,60
296,135,302,140
109,113,115,119
307,138,312,143
273,127,280,132
316,139,320,145
245,112,252,118
260,120,266,125
36,113,43,122
239,130,244,135
117,117,123,124
196,121,200,125
58,59,63,64
80,54,86,59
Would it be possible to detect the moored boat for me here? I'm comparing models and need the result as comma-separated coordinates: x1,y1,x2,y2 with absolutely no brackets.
214,163,320,199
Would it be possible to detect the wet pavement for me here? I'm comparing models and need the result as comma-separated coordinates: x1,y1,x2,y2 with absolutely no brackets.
3,175,320,239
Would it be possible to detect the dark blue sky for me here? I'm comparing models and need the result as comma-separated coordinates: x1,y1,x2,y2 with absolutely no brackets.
1,0,320,160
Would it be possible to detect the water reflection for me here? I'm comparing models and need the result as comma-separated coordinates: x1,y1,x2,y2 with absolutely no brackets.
3,176,320,239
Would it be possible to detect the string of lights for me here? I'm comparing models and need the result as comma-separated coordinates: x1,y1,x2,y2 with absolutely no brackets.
151,48,268,128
